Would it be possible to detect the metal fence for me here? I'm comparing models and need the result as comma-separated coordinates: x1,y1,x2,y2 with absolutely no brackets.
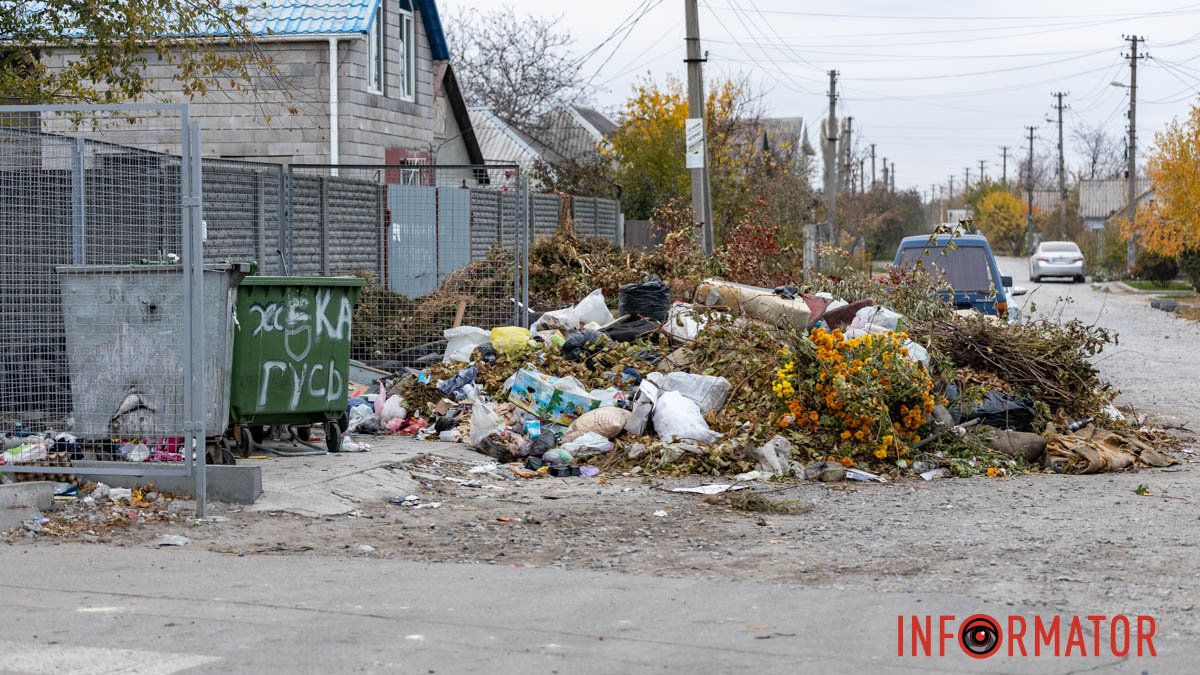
0,109,624,510
0,105,207,505
286,164,527,371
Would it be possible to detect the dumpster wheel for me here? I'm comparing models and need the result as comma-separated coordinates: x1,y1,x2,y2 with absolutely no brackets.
324,420,342,453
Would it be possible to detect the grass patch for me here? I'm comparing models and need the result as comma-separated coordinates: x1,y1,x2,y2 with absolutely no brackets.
1124,279,1194,291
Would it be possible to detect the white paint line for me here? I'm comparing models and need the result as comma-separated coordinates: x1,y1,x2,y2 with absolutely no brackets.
0,642,219,675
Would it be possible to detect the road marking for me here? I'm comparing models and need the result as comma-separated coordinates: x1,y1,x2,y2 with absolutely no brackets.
75,606,127,614
0,643,219,674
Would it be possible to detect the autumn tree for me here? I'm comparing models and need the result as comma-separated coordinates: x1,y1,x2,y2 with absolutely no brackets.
1126,103,1200,258
974,189,1026,255
0,0,273,104
606,75,812,242
1072,124,1124,180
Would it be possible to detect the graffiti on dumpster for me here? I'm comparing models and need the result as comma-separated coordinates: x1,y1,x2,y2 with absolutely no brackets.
252,289,353,411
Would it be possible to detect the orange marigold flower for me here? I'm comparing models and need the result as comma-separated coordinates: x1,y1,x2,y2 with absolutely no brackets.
874,448,887,460
840,430,852,440
838,456,854,467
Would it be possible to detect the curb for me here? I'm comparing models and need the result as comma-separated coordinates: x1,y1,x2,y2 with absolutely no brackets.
1113,281,1195,297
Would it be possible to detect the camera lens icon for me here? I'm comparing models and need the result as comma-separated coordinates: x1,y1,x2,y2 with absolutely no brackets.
959,614,1002,659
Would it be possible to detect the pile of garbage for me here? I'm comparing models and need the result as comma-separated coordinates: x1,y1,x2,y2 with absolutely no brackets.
341,263,1176,482
2,482,186,541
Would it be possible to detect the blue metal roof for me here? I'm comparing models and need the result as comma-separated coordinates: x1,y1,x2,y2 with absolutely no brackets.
244,0,381,36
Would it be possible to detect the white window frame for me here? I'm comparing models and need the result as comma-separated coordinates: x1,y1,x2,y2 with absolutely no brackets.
367,6,384,94
397,6,416,101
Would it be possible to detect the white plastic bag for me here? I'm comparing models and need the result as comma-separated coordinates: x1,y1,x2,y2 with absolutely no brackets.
560,431,614,459
443,326,491,363
573,289,615,326
663,304,704,342
531,307,579,333
653,390,721,444
380,395,407,424
648,372,732,414
851,306,903,333
347,403,375,431
468,402,505,448
902,339,930,366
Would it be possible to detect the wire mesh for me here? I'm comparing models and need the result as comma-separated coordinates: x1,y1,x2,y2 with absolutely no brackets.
0,105,200,475
287,164,525,371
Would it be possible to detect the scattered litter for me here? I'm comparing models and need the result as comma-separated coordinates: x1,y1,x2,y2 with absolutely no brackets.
920,468,952,481
652,510,668,517
108,488,132,502
468,463,498,474
156,535,189,547
670,484,747,495
358,544,377,554
579,466,601,478
846,468,886,482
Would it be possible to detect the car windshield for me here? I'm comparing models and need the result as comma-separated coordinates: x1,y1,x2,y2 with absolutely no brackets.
898,245,994,292
1041,242,1080,253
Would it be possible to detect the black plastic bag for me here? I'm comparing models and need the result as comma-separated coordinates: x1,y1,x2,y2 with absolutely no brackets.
618,275,671,322
961,391,1037,432
603,318,658,343
562,329,609,362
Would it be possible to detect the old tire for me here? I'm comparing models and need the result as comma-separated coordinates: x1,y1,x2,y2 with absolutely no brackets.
324,421,342,453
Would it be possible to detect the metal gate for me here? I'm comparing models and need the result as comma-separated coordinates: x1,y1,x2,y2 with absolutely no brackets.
0,104,210,515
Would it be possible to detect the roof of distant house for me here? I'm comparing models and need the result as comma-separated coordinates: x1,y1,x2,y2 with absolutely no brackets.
1079,178,1153,220
570,106,617,137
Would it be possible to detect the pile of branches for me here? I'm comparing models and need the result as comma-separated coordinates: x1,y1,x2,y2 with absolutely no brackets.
915,314,1117,418
528,220,670,307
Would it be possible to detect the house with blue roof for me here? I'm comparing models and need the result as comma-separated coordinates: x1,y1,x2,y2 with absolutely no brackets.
40,0,483,166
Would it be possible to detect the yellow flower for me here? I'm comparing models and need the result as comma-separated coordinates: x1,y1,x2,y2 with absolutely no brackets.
840,430,852,440
874,448,887,459
986,467,999,478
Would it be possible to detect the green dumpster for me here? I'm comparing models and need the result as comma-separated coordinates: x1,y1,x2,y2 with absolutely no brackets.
229,276,365,453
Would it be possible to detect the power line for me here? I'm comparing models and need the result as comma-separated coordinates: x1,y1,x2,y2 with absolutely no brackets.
707,3,1200,21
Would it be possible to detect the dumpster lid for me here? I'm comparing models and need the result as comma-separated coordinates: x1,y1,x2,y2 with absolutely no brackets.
240,276,365,288
56,263,254,275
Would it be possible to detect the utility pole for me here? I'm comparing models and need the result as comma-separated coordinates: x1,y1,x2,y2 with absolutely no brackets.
1052,91,1069,224
1000,146,1009,185
1123,35,1146,273
684,0,713,254
823,70,839,246
839,116,854,200
948,175,955,204
978,159,987,184
881,157,889,194
869,143,876,189
1025,125,1036,246
859,158,865,194
930,183,936,225
964,167,971,194
890,161,895,192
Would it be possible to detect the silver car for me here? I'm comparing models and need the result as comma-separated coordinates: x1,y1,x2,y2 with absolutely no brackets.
1029,241,1085,283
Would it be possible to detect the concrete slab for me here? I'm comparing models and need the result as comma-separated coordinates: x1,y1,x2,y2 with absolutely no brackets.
243,436,492,517
0,481,54,530
71,463,262,505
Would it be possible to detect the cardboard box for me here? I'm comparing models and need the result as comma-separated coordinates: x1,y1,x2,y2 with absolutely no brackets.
507,369,618,426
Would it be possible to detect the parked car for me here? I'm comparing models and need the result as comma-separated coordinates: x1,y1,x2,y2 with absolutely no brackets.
893,234,1025,319
1029,241,1086,283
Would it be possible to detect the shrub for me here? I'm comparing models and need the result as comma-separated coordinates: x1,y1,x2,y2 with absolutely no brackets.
1178,249,1200,291
1133,251,1179,288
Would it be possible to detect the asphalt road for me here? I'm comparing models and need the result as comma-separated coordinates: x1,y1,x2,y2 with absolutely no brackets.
0,544,1187,674
997,256,1200,426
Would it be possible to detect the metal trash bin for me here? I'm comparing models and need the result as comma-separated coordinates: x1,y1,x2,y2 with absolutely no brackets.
228,276,365,453
55,264,249,441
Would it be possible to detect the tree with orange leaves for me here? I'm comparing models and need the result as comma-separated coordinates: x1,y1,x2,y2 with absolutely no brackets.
1124,103,1200,257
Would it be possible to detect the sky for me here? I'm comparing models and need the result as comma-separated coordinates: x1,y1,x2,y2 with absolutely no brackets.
441,0,1200,197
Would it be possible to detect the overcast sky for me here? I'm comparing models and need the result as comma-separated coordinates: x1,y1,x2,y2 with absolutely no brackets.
442,0,1200,196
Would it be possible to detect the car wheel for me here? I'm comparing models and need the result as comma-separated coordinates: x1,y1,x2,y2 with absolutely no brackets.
1031,275,1041,283
1074,275,1085,283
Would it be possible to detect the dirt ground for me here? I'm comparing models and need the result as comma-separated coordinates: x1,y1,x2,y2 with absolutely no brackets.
10,272,1200,642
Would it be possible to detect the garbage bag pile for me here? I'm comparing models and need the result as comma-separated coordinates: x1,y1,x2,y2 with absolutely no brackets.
343,261,1175,482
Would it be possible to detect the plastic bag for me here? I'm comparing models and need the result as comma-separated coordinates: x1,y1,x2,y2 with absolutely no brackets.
560,431,614,459
901,339,929,366
347,403,376,431
380,395,407,424
851,306,903,333
437,365,478,401
564,407,632,443
443,326,491,363
562,329,609,363
663,304,705,342
490,326,531,355
573,289,615,326
603,318,658,343
617,276,671,322
468,402,506,448
531,308,578,333
962,391,1037,432
648,372,731,414
652,390,721,444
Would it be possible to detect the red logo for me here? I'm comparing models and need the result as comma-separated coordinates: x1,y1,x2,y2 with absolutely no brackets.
897,614,1157,658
